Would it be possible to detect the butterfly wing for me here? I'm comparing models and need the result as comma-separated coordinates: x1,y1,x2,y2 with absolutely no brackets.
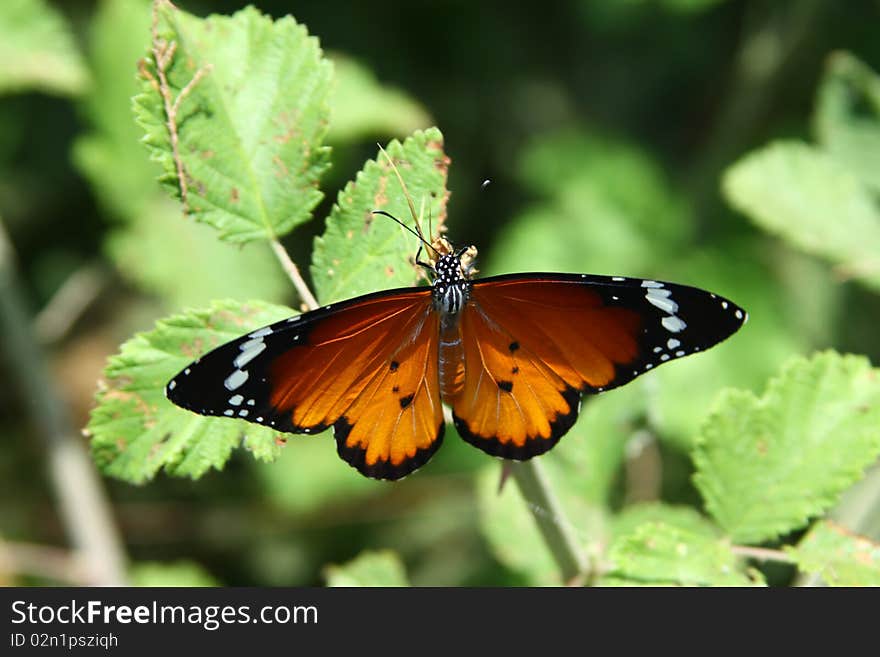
166,288,444,480
450,273,746,459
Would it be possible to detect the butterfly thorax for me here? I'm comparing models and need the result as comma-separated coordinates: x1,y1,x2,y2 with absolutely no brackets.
432,253,471,317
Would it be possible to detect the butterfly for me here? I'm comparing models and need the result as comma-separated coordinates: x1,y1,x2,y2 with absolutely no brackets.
166,218,747,480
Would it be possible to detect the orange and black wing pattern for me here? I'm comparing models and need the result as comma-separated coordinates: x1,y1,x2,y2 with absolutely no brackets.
166,288,443,480
451,273,746,459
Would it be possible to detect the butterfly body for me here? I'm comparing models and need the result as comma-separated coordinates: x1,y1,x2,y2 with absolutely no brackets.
167,241,746,480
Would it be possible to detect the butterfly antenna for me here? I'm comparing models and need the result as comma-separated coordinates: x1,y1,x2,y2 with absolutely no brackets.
374,142,438,256
371,210,437,254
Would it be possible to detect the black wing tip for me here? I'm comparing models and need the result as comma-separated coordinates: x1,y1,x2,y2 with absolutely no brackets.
453,385,580,460
334,418,445,481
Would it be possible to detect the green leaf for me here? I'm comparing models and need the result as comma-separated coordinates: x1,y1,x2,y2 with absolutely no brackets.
787,520,880,586
723,141,880,291
311,128,449,303
606,522,762,586
328,55,432,143
693,351,880,544
130,560,220,586
73,0,158,220
814,52,880,194
133,3,332,243
105,198,289,309
324,550,409,587
612,503,721,541
87,300,293,483
0,0,89,96
255,433,382,514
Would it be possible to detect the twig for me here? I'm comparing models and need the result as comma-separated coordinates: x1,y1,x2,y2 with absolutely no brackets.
270,239,319,311
0,541,91,585
0,219,128,586
33,262,107,344
509,460,588,584
730,544,794,564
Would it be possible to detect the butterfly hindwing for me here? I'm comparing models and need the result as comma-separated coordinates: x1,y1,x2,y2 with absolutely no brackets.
166,288,444,480
450,273,746,459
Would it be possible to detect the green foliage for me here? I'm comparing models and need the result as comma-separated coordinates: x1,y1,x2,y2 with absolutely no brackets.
787,521,880,586
489,128,690,277
604,522,762,586
130,560,220,586
724,55,880,292
311,128,448,303
0,0,89,96
814,53,880,194
328,56,432,143
87,301,293,483
134,3,332,243
324,550,410,587
105,198,289,309
693,352,880,544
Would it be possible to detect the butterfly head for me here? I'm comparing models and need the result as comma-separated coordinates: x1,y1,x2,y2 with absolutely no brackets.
430,239,477,316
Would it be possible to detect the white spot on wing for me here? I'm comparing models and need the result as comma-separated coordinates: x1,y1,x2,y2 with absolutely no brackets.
661,354,671,361
229,394,244,406
238,409,249,417
662,316,687,333
641,280,664,288
612,277,625,282
248,326,274,339
224,369,249,390
667,338,681,349
168,380,176,391
224,409,234,416
735,309,743,320
646,287,678,314
234,341,267,368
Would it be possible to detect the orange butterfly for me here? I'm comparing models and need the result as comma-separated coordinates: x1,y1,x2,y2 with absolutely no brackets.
166,222,746,480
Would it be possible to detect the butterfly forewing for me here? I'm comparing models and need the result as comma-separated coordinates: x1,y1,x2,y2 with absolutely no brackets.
166,288,444,480
449,273,747,458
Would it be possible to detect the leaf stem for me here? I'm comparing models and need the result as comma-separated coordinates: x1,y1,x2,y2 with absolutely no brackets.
509,459,587,584
270,239,319,310
730,544,794,563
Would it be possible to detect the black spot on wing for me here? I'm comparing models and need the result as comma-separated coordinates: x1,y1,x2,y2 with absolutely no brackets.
497,380,513,393
454,385,580,460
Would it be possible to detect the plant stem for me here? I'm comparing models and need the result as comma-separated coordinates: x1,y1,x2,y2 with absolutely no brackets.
730,544,794,564
0,220,128,585
270,239,319,310
509,459,587,584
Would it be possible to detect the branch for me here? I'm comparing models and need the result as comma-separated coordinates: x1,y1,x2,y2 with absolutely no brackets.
509,460,589,584
730,544,794,564
0,218,128,586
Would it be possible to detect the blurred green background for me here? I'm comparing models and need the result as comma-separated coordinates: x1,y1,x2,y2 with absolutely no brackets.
2,0,880,586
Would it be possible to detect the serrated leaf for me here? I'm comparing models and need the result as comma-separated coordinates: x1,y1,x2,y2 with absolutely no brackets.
814,52,880,194
787,520,880,586
612,503,721,541
130,560,220,586
73,0,158,220
606,522,762,586
723,141,880,290
324,550,409,587
87,301,293,483
133,2,332,243
0,0,89,96
328,55,432,142
693,352,880,544
311,128,449,303
105,197,289,308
